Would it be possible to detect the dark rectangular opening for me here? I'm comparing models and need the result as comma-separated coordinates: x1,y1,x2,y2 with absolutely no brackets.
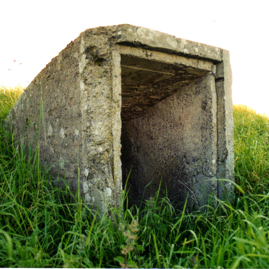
120,54,211,209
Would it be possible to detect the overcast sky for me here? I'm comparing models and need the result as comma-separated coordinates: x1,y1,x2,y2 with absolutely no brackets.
1,0,269,114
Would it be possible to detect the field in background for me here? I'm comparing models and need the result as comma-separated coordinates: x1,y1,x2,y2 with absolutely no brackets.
0,86,269,268
234,105,269,194
0,85,24,121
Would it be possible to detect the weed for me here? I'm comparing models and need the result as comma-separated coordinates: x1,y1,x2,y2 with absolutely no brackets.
114,219,142,268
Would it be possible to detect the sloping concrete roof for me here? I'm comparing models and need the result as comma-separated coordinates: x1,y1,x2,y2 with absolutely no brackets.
80,24,223,62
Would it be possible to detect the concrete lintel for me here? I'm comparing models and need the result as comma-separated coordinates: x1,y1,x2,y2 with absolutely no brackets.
117,45,214,72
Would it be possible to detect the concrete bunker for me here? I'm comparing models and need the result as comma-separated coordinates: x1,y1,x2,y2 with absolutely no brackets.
5,24,234,214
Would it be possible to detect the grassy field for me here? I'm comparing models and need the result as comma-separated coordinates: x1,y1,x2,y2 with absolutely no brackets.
0,85,269,268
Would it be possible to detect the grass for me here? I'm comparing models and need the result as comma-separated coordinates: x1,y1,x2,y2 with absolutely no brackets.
234,105,269,194
0,85,24,122
0,86,269,267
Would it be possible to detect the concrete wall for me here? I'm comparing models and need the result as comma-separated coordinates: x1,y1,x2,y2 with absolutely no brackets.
5,24,234,213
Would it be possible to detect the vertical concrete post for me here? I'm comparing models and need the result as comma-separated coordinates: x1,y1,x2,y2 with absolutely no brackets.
216,50,234,201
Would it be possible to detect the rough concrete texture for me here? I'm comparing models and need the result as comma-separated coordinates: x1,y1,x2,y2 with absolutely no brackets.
5,24,234,213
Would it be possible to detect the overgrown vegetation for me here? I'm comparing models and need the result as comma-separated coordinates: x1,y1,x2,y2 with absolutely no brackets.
0,85,24,121
0,86,269,268
234,105,269,194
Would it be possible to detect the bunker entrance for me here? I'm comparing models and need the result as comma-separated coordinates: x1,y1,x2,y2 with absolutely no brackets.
120,53,213,209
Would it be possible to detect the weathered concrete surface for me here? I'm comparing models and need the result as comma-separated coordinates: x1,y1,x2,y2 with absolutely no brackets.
5,24,234,213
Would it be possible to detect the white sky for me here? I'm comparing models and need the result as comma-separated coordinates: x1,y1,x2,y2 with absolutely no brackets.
1,0,269,115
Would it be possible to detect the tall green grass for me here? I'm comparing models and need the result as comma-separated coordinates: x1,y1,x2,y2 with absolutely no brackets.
234,105,269,194
0,85,24,121
0,87,269,267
